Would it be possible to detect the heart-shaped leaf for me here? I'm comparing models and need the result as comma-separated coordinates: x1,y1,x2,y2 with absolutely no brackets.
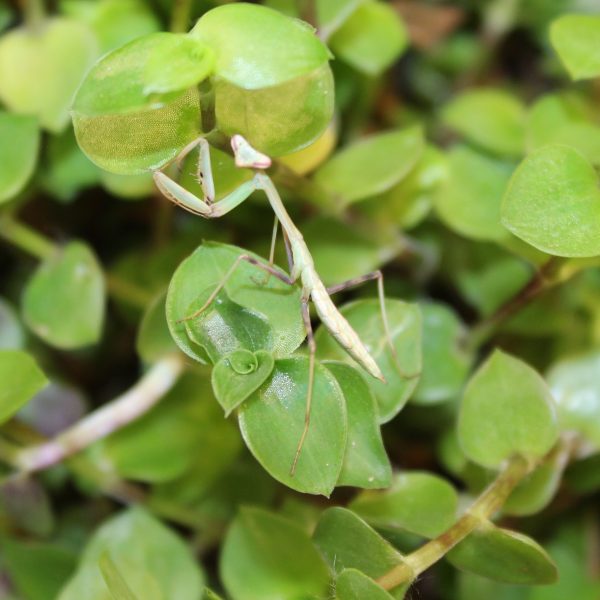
349,472,458,538
550,14,600,80
167,242,304,364
315,298,422,422
329,1,408,76
0,350,48,424
58,508,204,600
458,350,558,468
238,356,347,496
313,507,405,579
191,4,334,156
212,349,275,416
22,241,105,349
72,32,203,174
324,361,391,489
315,126,425,207
501,144,600,257
220,507,330,600
0,18,97,132
442,89,525,158
447,522,558,585
0,112,39,203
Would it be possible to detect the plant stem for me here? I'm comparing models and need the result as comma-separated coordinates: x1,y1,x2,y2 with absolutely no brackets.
12,354,185,473
0,215,56,260
170,0,194,33
377,454,532,591
0,215,153,309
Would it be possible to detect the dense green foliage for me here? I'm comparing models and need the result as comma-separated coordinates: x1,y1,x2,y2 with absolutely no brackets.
1,1,600,599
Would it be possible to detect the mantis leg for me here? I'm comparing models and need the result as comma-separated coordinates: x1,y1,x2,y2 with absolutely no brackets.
327,271,420,380
177,253,295,324
252,215,280,287
291,291,316,477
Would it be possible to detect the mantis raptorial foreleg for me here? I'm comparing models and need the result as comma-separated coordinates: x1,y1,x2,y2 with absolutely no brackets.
326,271,420,380
176,253,295,325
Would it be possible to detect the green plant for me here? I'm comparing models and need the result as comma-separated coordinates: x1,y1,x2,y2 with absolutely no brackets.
1,1,600,599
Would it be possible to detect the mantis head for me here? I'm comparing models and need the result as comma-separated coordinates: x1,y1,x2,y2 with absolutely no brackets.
231,135,272,170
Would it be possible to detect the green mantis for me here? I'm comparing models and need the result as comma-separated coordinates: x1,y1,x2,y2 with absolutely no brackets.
154,134,407,474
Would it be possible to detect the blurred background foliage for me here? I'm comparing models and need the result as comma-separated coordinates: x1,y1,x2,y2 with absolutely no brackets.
1,0,600,599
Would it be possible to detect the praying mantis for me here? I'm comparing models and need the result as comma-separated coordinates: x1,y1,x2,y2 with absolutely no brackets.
154,134,410,475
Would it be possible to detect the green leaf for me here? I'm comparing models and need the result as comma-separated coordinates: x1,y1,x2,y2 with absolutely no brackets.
99,554,138,600
501,144,600,257
58,508,205,600
191,4,331,89
550,14,600,80
220,507,329,600
0,18,98,132
183,288,273,364
458,350,558,469
434,146,513,242
315,126,424,206
361,144,447,230
329,1,408,76
315,299,422,422
166,242,304,364
22,241,105,349
191,3,334,156
136,291,178,363
96,372,239,484
239,356,347,496
325,361,391,488
60,0,161,54
335,569,397,600
349,472,458,537
212,349,275,416
0,112,39,203
442,89,526,158
413,302,472,405
0,297,25,349
313,507,404,579
72,33,202,174
547,350,600,448
526,93,600,165
0,350,47,424
1,539,77,600
447,522,558,585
